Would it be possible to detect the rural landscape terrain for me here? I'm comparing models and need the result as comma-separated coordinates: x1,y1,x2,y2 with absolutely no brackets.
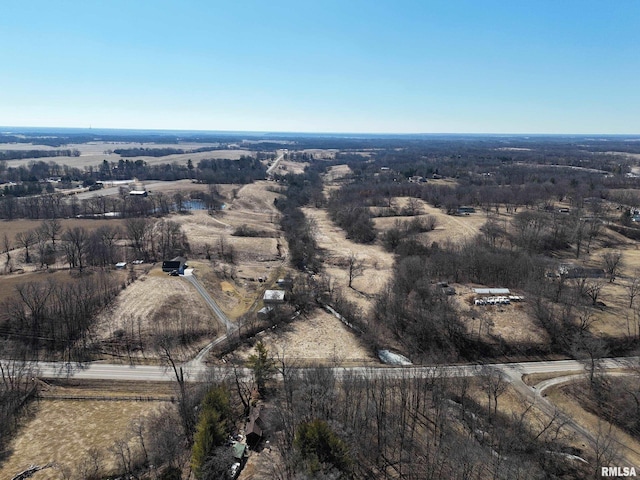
2,128,640,479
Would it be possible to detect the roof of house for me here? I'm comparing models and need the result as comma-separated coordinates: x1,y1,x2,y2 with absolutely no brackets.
473,288,511,295
263,290,286,302
246,405,263,439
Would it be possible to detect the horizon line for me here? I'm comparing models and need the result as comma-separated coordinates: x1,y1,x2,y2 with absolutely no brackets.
1,125,640,138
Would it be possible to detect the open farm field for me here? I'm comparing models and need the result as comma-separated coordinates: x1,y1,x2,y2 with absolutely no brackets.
1,400,166,480
174,182,284,252
0,218,127,241
272,159,308,175
0,396,167,480
2,141,253,169
90,267,218,361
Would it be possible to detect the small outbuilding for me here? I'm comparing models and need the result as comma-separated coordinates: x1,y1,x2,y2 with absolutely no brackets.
257,306,274,320
276,277,294,290
263,290,286,305
473,288,511,296
457,206,476,215
231,442,247,460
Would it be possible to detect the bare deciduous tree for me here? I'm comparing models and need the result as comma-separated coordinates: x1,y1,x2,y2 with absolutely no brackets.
347,252,365,289
571,332,609,387
583,279,604,306
590,421,621,479
62,226,89,271
626,272,640,308
480,367,508,418
15,230,36,264
602,251,623,283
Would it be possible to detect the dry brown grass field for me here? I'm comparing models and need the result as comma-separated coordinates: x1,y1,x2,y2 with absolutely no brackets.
271,159,308,175
452,285,550,347
0,397,168,480
0,218,127,242
324,164,352,182
233,309,375,366
90,268,218,361
547,383,640,466
372,198,487,245
302,206,395,312
1,141,252,169
169,181,287,320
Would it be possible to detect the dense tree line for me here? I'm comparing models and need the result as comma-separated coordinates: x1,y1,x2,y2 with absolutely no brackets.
374,254,467,362
274,166,327,272
196,156,266,184
0,159,82,183
0,155,267,193
0,354,37,457
267,365,590,479
2,181,44,197
112,146,221,157
0,149,80,161
12,217,190,269
0,187,222,220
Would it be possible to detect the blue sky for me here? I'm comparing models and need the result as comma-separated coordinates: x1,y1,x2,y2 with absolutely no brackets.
1,1,638,134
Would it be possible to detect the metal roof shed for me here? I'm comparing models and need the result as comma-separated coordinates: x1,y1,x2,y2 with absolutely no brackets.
473,288,511,295
263,290,286,304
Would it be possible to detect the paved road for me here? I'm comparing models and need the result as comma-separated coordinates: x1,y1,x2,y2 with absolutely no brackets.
184,274,237,333
266,152,285,176
4,356,636,384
